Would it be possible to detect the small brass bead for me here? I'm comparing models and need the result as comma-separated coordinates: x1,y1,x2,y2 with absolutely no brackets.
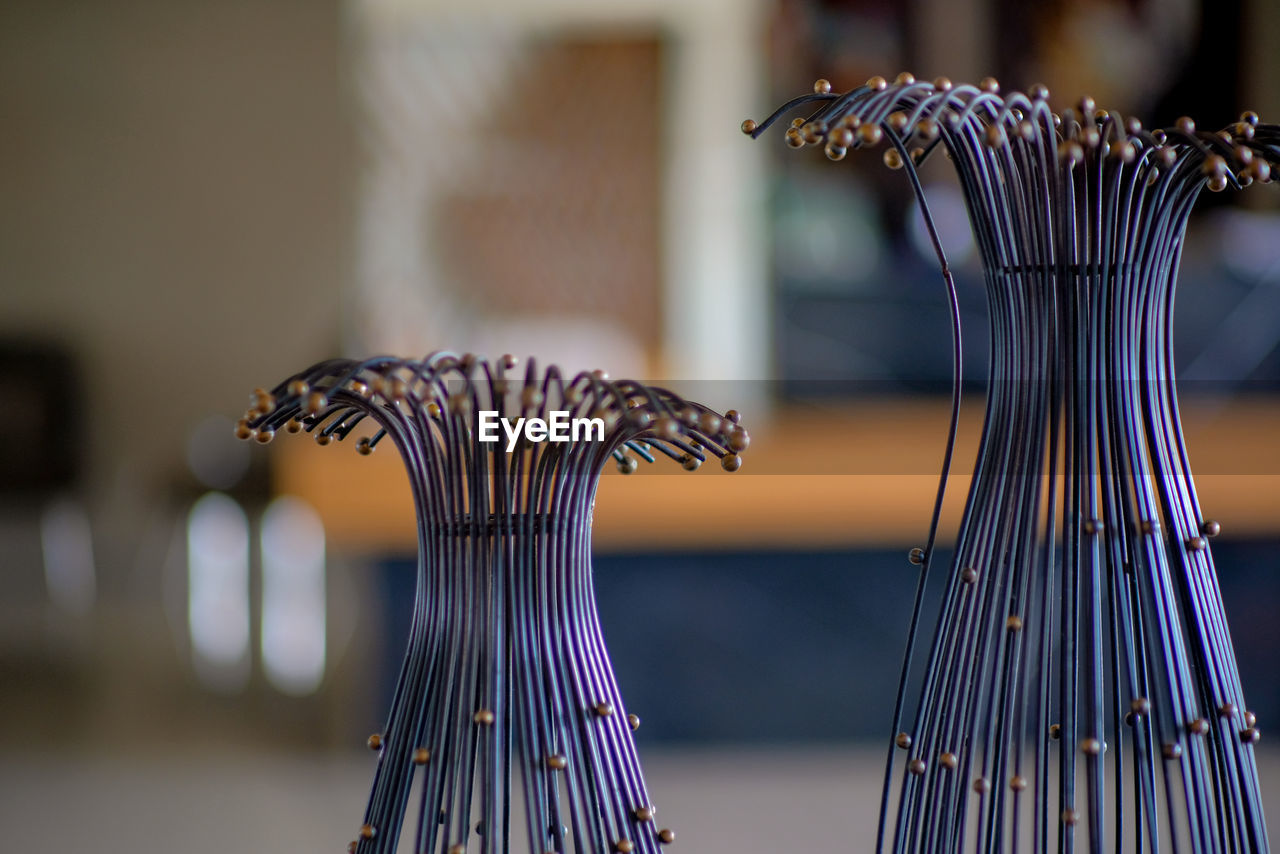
800,121,826,145
652,416,679,440
1062,809,1078,826
866,75,887,91
360,825,376,840
907,548,925,565
1187,536,1207,552
721,454,742,473
1029,83,1049,101
933,76,952,92
895,732,912,750
617,456,638,475
448,845,464,854
883,148,904,170
616,840,634,853
728,427,750,452
984,125,1003,148
1131,697,1151,716
595,702,615,718
474,709,495,725
314,433,332,447
234,421,254,441
413,748,431,765
813,78,832,94
960,566,978,585
1203,154,1228,179
887,111,909,133
680,455,700,472
522,387,545,410
366,733,382,750
287,379,309,398
724,409,741,424
1156,146,1177,169
348,841,358,854
658,829,675,845
1140,519,1158,534
973,777,991,794
894,72,915,86
1010,775,1027,792
1242,110,1260,127
1049,724,1061,740
1081,127,1100,149
628,713,641,730
1006,615,1023,632
740,118,758,135
1078,96,1096,115
830,127,854,148
305,392,327,416
1176,116,1196,135
1202,520,1221,537
547,754,568,770
1219,702,1237,719
1242,727,1261,744
915,118,939,141
785,128,804,149
857,123,883,146
907,759,926,775
356,437,374,456
285,418,303,434
1189,719,1210,736
939,752,957,770
1245,711,1258,728
1059,141,1084,166
1083,518,1104,535
634,806,654,823
1163,743,1182,760
979,76,999,93
1080,738,1101,756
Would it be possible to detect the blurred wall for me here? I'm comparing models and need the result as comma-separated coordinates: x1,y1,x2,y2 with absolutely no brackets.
0,0,354,578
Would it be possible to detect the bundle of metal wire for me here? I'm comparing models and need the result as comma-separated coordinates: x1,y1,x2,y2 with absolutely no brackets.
240,352,748,854
751,75,1277,853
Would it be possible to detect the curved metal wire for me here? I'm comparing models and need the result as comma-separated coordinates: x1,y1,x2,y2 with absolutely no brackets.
240,353,749,854
752,74,1277,853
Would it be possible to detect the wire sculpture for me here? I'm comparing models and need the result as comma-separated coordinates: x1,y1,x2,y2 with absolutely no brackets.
748,75,1277,852
239,352,748,854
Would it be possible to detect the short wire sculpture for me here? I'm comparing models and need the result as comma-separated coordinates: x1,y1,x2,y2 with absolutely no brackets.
238,352,748,854
749,75,1277,852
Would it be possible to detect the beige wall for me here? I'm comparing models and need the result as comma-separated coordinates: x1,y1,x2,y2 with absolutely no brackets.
0,0,354,573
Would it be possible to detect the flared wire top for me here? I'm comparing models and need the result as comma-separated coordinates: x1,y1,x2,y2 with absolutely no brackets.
747,74,1277,280
239,352,748,526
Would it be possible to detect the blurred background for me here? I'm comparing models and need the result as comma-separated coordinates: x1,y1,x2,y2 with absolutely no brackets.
4,0,1280,850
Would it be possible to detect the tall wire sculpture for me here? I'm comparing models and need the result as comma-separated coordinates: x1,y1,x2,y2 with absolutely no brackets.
238,352,748,854
748,75,1278,852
